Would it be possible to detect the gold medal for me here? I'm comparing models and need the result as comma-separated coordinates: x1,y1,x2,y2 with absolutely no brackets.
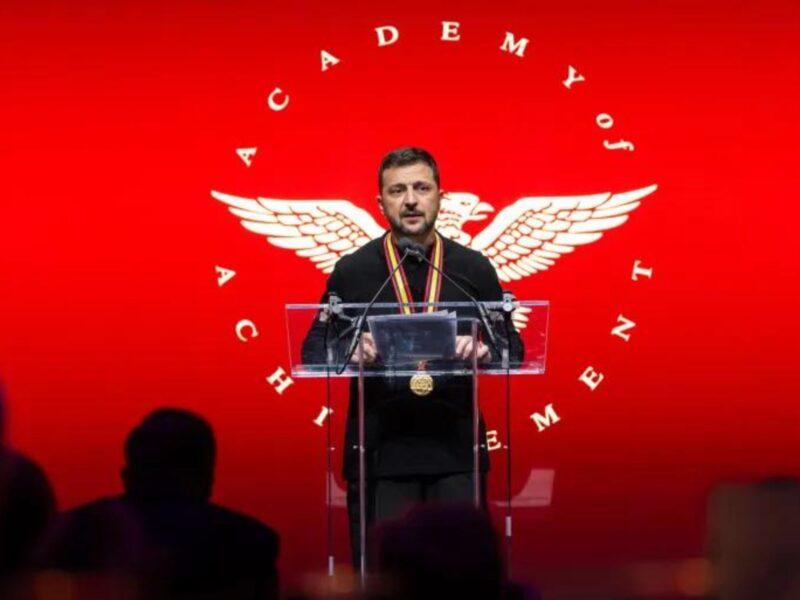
410,361,434,396
383,235,443,397
410,372,434,396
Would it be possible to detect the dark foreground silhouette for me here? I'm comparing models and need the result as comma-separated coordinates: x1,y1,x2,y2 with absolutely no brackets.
41,408,279,599
371,503,541,600
0,382,57,593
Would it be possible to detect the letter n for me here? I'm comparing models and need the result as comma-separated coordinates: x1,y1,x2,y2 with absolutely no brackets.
611,314,636,342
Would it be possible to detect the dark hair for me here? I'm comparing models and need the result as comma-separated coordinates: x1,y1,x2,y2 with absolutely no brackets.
0,379,5,441
374,504,504,600
378,147,440,191
123,408,216,498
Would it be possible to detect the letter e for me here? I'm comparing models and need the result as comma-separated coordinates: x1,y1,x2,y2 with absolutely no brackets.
441,21,461,41
579,366,604,391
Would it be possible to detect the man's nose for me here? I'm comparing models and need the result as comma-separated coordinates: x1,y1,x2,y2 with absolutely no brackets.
403,190,418,205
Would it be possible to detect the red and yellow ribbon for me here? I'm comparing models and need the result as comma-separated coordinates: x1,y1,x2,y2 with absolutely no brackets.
383,232,443,314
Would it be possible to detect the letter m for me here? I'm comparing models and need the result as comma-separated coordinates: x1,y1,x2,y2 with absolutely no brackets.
530,403,560,432
500,32,529,57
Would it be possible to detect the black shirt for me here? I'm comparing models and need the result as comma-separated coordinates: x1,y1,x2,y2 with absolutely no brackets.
303,233,518,480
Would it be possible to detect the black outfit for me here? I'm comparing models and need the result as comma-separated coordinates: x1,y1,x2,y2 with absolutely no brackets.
41,495,280,599
0,450,56,585
302,233,520,566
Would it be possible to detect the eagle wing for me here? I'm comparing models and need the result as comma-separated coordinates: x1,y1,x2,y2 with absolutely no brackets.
470,185,657,282
211,191,386,273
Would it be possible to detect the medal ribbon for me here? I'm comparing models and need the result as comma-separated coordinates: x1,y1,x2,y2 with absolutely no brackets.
383,232,443,314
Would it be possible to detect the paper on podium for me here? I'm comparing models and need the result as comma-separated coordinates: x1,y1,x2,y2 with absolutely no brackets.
367,311,457,365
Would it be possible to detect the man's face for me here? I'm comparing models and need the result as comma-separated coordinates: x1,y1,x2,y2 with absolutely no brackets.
378,162,441,242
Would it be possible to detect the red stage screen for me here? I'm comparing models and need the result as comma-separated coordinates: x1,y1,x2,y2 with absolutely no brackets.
1,0,798,593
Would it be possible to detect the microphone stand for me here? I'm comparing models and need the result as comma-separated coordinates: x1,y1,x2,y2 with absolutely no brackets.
336,247,415,371
499,290,517,578
403,243,504,359
319,292,345,576
336,238,415,579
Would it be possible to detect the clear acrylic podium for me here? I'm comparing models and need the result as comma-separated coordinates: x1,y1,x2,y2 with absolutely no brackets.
285,300,549,580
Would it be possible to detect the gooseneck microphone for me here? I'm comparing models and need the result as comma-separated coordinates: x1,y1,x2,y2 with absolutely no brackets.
336,240,416,374
400,239,502,358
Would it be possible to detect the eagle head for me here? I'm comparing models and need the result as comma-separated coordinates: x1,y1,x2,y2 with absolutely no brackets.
437,192,494,244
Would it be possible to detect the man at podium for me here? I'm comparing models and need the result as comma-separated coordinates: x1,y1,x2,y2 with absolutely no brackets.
303,147,517,566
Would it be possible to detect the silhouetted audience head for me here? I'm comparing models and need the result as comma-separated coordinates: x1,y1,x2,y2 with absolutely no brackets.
372,503,504,600
122,408,216,500
0,379,56,586
708,476,800,600
0,379,7,444
39,407,279,600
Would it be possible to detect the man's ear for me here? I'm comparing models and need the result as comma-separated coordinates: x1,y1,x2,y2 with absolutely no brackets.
376,195,385,216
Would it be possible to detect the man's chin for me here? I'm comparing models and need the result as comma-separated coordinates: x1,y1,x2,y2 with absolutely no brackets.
398,224,430,238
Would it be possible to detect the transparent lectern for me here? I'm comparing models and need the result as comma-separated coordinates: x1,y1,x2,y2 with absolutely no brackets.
285,299,549,579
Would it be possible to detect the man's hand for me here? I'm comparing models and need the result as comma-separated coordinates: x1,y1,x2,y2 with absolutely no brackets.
455,335,491,363
350,332,378,364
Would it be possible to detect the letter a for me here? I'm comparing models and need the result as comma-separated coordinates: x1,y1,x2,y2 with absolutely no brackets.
215,266,236,287
320,50,340,72
375,25,399,47
500,32,529,57
236,147,256,167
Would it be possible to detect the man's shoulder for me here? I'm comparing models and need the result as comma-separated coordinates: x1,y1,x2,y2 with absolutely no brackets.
442,235,493,268
59,495,127,522
203,502,280,552
333,235,385,271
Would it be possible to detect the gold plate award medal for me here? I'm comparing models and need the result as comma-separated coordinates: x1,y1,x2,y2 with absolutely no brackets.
383,233,444,397
410,361,434,396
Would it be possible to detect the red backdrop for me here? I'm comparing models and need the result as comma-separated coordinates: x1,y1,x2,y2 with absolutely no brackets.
2,0,798,588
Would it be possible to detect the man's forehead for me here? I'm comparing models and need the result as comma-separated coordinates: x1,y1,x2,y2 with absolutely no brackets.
382,162,436,187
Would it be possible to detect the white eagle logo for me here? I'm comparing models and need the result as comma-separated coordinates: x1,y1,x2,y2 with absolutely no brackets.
212,185,657,329
211,185,657,282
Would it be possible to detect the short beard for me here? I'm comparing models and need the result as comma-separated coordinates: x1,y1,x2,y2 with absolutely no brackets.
390,215,436,241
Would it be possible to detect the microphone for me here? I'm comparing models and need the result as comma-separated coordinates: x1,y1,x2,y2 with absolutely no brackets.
501,290,517,318
397,237,502,359
397,238,426,262
337,239,416,374
320,291,349,323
